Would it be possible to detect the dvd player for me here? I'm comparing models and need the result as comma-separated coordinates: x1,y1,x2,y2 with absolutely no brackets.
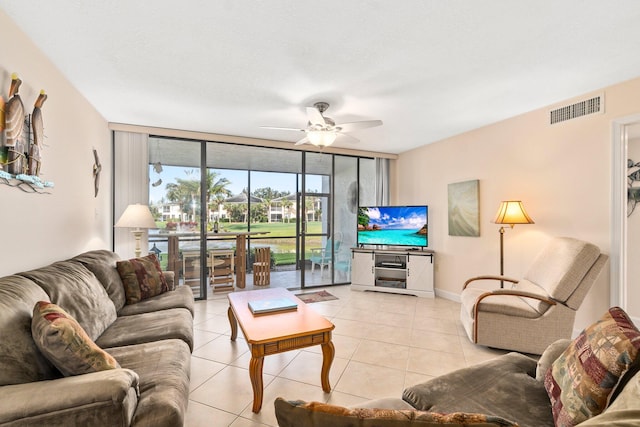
379,261,405,268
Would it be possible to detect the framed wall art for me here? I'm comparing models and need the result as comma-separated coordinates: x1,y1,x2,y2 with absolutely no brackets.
448,179,480,237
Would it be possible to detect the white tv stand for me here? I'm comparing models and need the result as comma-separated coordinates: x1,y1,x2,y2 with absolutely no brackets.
350,247,435,298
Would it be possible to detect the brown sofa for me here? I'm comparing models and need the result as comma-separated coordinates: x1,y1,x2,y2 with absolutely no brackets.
0,250,194,427
275,307,640,427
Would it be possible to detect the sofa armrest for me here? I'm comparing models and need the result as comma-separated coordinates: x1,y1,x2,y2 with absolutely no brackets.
163,270,176,290
0,369,139,426
402,353,553,426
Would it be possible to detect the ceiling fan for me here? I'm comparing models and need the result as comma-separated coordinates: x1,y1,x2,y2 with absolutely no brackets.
261,102,383,147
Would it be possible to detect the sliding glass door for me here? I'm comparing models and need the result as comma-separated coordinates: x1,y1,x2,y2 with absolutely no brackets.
143,136,374,298
147,138,206,298
298,153,331,288
334,156,359,282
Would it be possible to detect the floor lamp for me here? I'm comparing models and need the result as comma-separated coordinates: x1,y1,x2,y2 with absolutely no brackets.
115,204,157,257
493,201,534,288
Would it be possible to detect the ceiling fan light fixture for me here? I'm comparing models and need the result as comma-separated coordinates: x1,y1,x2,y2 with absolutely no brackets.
307,130,337,147
262,101,382,147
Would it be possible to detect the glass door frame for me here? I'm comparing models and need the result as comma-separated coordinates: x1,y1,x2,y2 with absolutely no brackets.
297,152,342,290
145,137,371,297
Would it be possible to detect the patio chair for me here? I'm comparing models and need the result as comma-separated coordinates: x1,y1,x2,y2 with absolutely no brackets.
310,236,341,277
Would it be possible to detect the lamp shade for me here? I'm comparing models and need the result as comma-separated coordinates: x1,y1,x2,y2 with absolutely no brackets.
115,204,157,229
493,201,534,225
307,130,337,147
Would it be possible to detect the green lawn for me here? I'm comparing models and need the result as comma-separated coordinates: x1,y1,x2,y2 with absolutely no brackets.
273,252,297,265
220,221,322,237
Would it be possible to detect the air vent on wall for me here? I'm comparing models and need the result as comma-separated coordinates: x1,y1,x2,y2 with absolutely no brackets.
549,93,604,125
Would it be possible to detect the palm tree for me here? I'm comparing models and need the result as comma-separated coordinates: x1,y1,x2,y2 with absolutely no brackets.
282,198,293,223
305,196,316,221
210,193,227,222
205,171,232,223
165,170,232,224
166,178,200,216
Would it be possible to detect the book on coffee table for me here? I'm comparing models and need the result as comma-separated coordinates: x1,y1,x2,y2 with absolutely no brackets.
248,297,298,315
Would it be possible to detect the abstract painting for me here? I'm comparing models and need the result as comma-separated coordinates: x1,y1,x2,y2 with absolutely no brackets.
448,179,480,236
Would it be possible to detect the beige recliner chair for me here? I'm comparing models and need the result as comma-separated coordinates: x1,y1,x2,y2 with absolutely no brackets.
460,237,608,355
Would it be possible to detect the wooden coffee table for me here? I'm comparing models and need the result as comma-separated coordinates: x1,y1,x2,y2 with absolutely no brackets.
227,288,335,413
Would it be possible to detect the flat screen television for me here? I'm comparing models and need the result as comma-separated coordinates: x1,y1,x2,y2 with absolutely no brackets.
357,205,428,248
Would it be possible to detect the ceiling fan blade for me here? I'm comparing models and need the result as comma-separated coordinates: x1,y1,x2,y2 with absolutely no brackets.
294,136,310,146
306,107,326,126
260,126,305,132
336,120,383,133
338,133,360,143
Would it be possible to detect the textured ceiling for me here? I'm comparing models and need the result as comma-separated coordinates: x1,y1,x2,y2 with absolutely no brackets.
2,1,640,154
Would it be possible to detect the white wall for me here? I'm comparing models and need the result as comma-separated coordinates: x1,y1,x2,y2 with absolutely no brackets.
0,10,111,276
395,76,640,331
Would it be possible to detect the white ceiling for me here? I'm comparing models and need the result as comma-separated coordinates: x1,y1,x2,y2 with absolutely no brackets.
3,1,640,154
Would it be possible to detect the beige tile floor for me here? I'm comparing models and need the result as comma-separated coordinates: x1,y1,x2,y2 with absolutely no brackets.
185,286,508,427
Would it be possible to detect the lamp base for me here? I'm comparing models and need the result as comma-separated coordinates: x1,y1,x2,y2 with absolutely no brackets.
132,229,143,258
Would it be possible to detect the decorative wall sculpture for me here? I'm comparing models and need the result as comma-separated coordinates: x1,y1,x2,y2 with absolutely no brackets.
93,148,101,197
0,72,54,193
5,74,25,175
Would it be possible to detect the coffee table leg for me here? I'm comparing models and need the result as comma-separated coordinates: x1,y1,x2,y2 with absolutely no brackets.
249,355,264,413
320,340,335,392
228,307,237,341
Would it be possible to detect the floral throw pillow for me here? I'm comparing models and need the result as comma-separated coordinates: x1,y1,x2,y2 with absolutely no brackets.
31,301,120,376
116,254,168,305
274,398,519,427
544,307,640,427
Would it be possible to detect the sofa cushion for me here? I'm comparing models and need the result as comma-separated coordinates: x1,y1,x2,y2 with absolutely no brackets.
96,308,194,351
578,370,640,426
72,250,127,311
0,276,59,386
31,301,120,377
514,279,553,314
117,285,194,317
274,398,519,427
544,307,640,427
461,287,542,319
106,339,190,427
116,254,169,305
403,352,552,427
18,260,117,340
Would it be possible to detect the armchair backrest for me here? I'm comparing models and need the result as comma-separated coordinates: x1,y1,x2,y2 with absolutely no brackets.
324,237,342,256
523,237,603,306
563,253,608,310
332,238,341,255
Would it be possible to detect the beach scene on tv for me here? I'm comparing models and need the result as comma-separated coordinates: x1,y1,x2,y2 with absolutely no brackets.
357,206,428,247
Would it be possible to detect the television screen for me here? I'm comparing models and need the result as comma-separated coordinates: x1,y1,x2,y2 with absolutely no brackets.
357,205,428,247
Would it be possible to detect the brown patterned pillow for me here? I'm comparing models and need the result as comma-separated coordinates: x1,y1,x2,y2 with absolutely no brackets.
31,301,120,376
545,307,640,427
274,398,519,427
116,254,168,305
